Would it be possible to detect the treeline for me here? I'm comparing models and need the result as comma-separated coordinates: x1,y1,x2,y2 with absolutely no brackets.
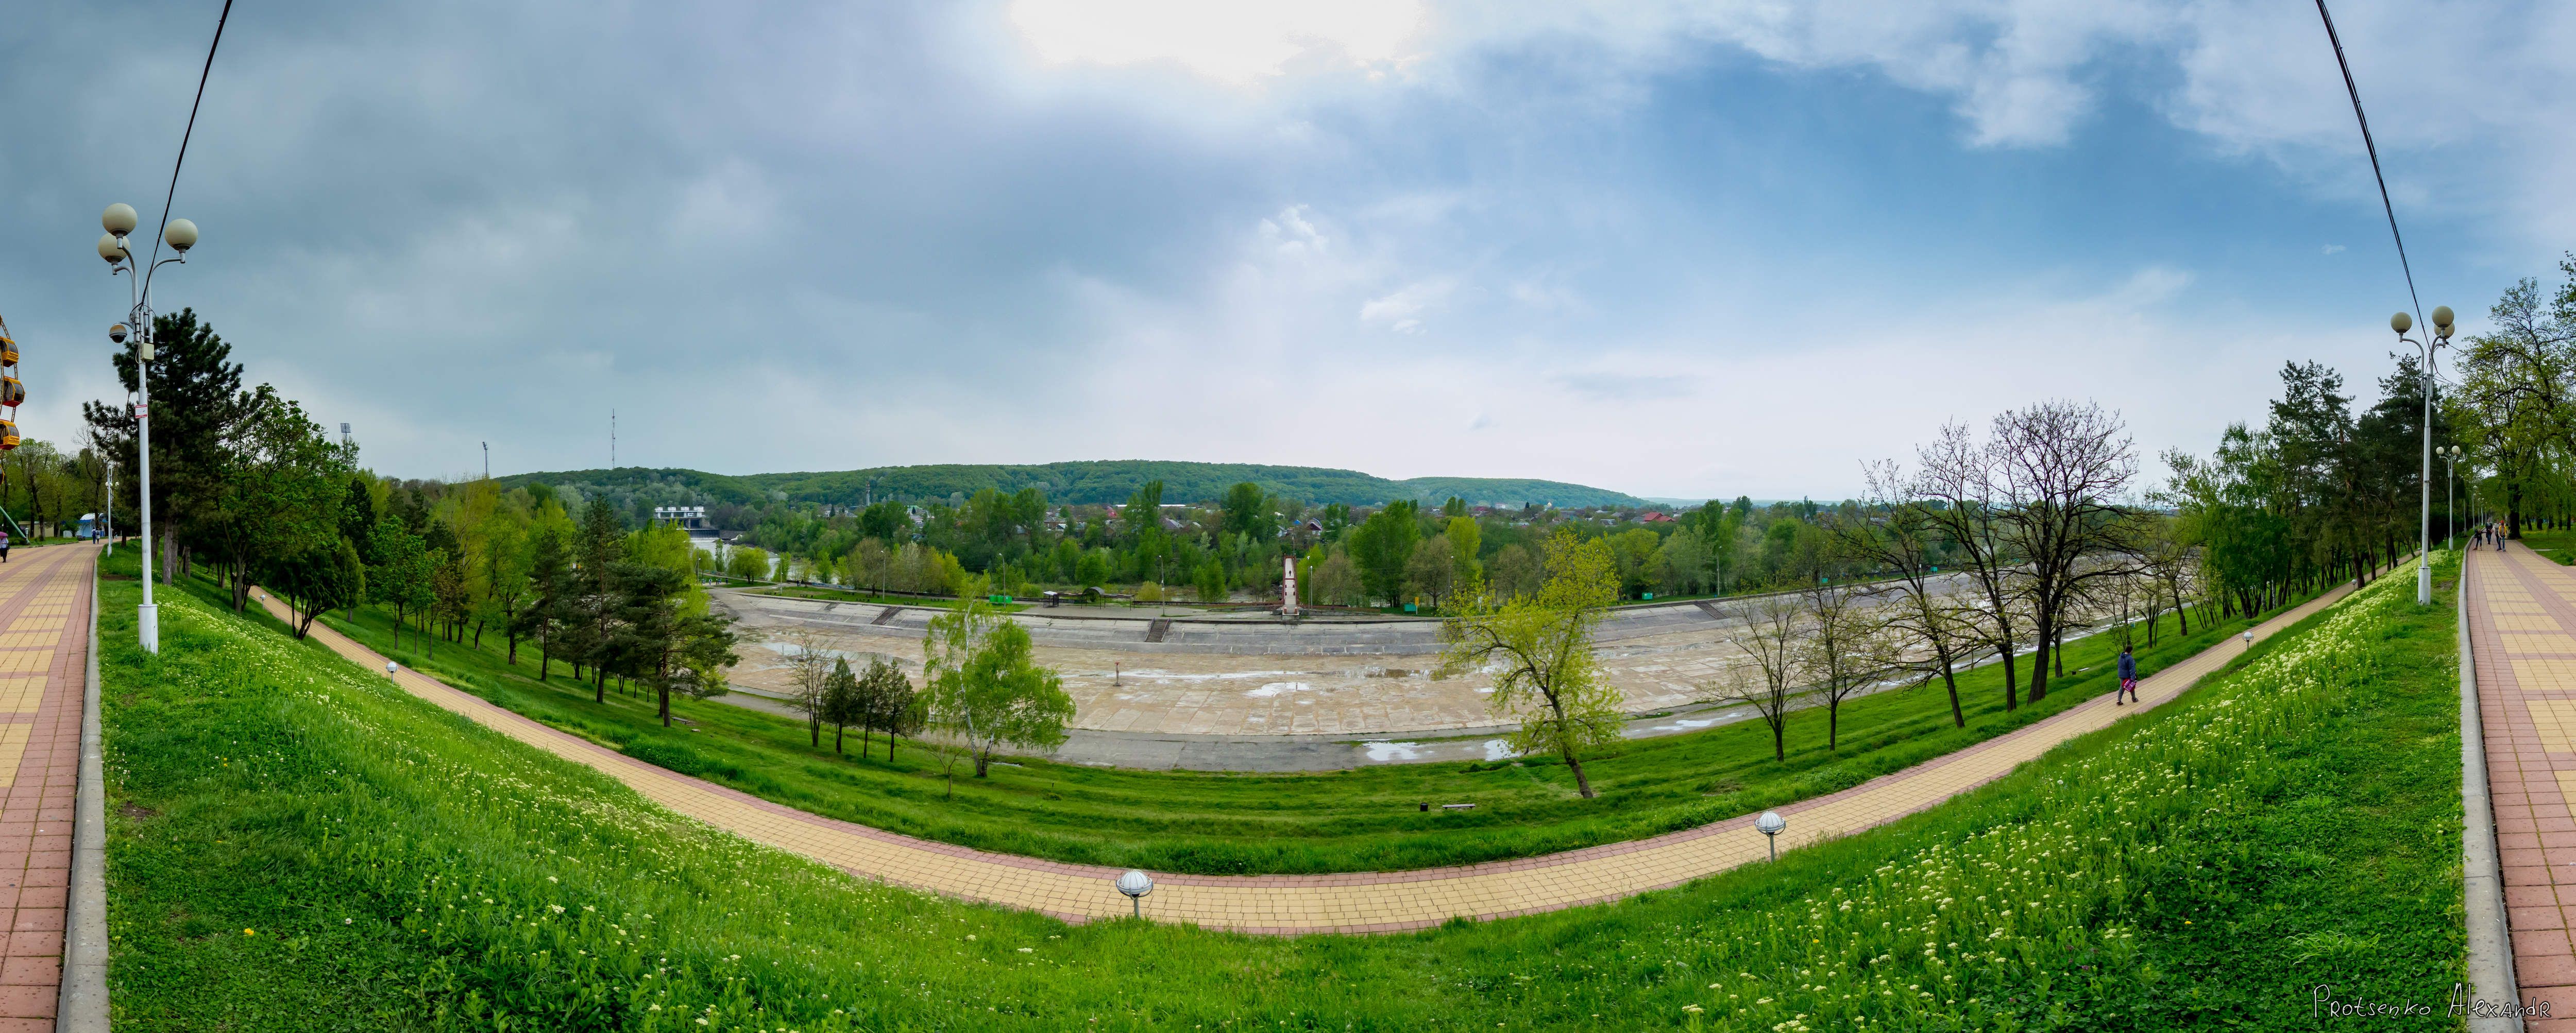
2450,256,2576,537
81,311,739,726
498,460,1647,513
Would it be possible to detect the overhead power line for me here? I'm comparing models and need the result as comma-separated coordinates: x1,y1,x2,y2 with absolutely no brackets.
2312,0,2425,335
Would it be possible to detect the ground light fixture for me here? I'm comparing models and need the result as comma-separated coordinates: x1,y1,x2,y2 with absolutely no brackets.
1755,811,1786,861
1115,869,1154,917
98,201,202,653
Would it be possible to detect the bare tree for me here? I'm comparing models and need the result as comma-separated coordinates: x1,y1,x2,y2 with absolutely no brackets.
1802,578,1901,752
2136,512,2198,641
775,629,837,747
1848,460,1975,728
1711,592,1808,762
1910,422,2031,710
1991,401,2140,703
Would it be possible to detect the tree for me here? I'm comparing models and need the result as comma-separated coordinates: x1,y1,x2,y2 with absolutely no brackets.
726,545,772,582
1445,515,1483,594
1436,528,1624,798
1911,421,2031,711
777,629,837,747
1221,481,1277,542
197,394,352,611
859,656,919,760
613,561,739,727
270,537,364,640
1193,560,1227,605
1990,401,2139,703
1347,501,1420,605
81,308,260,583
1801,579,1899,751
1715,592,1806,762
821,657,864,754
922,599,1074,782
369,519,435,655
1404,533,1455,606
2451,274,2573,539
573,501,625,702
519,522,570,678
1848,461,1974,728
1310,549,1363,607
1486,543,1540,599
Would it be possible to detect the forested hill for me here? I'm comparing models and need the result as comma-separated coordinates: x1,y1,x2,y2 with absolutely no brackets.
494,461,1645,509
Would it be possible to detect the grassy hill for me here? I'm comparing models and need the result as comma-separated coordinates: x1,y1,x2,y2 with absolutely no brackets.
496,460,1646,508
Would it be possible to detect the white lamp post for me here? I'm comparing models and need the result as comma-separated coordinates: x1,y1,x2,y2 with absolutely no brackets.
1755,811,1786,861
2445,445,2463,551
1114,869,1154,918
98,203,200,653
2392,306,2453,605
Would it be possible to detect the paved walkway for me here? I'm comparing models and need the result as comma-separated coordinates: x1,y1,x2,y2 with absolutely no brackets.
0,545,96,1030
261,579,2345,935
2466,542,2576,1026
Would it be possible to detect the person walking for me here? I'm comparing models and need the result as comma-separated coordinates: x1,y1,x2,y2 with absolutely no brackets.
2114,644,2139,705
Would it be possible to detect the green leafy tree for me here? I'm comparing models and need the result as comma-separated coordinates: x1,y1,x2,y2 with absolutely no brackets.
1404,533,1455,606
270,537,364,640
859,656,920,760
1222,482,1277,542
199,394,352,611
1444,515,1482,594
1193,560,1227,605
368,519,435,655
518,522,570,677
922,599,1074,783
613,561,739,727
1347,501,1420,606
1436,529,1624,798
821,657,865,754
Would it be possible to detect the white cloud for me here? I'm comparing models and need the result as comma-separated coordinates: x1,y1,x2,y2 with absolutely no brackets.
1007,0,1428,85
1359,278,1453,333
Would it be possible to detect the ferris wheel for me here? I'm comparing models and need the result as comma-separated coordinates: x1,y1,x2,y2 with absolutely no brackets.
0,315,19,452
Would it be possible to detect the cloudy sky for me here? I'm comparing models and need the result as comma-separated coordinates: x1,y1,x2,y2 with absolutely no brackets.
3,1,2569,499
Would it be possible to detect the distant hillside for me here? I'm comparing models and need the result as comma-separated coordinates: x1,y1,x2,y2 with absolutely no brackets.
494,461,1646,509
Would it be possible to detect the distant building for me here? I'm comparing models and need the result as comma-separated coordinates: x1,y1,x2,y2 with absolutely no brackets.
652,506,721,551
1641,511,1676,524
77,513,102,539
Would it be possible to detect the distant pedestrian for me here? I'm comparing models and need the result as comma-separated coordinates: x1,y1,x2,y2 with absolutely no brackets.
1,527,13,563
2114,644,2139,705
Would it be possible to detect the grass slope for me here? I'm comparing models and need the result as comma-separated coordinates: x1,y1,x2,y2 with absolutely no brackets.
320,593,2285,876
104,542,2464,1030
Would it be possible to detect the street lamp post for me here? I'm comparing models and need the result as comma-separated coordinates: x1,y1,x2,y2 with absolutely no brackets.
2392,306,2454,605
98,202,200,653
2445,445,2463,551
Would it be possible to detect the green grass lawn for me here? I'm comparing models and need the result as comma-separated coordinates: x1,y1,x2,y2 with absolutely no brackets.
103,538,2464,1029
303,577,2308,876
2519,528,2576,564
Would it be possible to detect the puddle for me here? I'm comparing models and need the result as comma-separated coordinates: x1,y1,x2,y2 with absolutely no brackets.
1482,739,1520,762
1362,741,1423,762
1245,681,1315,698
1646,717,1723,733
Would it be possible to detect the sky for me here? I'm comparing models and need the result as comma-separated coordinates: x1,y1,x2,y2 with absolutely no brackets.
2,1,2570,501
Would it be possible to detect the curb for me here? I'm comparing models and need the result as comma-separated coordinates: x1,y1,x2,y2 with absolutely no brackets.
2461,552,2523,1031
59,549,108,1030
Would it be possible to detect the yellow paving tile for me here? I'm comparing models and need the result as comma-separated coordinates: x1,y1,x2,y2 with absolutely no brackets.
0,724,31,789
0,650,53,675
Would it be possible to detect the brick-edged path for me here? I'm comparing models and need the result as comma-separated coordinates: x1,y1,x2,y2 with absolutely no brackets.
260,579,2345,935
0,544,96,1030
2467,542,2576,1026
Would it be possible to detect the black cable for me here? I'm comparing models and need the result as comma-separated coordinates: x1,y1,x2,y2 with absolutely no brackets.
2313,0,2425,334
142,0,236,300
